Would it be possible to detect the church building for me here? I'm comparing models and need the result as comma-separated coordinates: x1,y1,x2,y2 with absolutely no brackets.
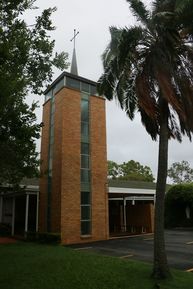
0,34,155,242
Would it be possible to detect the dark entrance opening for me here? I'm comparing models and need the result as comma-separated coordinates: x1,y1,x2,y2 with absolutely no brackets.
15,196,25,235
14,194,37,235
109,199,154,236
109,200,123,234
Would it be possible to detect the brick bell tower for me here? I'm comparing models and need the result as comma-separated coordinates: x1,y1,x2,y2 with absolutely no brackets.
39,31,109,244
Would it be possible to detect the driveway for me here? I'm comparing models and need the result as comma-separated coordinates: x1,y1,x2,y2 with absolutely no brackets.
70,229,193,271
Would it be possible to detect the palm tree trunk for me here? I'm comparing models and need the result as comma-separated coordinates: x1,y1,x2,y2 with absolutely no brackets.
152,101,171,279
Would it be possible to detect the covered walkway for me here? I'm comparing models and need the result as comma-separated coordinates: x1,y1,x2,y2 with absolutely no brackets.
0,179,39,237
108,180,155,236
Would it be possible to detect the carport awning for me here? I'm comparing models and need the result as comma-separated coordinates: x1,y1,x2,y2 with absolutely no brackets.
109,186,155,196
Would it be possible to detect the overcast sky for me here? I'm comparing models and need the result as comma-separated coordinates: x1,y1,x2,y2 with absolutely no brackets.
27,0,193,180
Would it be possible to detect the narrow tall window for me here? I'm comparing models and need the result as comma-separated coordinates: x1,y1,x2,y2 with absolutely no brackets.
81,191,91,235
80,93,91,235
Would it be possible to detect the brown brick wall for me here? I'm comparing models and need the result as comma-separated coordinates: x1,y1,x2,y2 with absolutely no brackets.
60,88,81,244
39,100,50,232
90,96,109,241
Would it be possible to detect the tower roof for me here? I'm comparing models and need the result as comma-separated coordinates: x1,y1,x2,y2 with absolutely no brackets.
70,48,78,75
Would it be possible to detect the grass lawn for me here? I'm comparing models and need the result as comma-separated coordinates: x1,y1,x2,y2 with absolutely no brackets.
0,242,193,289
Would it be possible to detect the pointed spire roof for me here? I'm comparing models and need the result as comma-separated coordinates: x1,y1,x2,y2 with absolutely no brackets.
70,48,78,75
70,29,79,76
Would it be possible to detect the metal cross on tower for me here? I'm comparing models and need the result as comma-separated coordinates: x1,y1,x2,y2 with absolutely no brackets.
70,29,79,49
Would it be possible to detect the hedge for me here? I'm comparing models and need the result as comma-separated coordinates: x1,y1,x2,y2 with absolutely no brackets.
165,183,193,228
26,232,61,244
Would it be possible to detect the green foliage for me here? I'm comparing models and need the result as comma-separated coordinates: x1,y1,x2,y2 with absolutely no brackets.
0,1,69,96
0,0,69,184
165,183,193,228
108,160,120,179
0,98,41,184
108,160,154,182
168,161,193,184
127,0,149,25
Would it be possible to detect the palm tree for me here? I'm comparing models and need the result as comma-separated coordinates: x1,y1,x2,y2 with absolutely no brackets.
98,0,193,279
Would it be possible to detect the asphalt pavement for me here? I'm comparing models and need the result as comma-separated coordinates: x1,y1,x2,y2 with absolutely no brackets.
70,229,193,271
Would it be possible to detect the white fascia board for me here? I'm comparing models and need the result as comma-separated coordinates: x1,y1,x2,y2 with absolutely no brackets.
109,186,156,195
109,196,154,201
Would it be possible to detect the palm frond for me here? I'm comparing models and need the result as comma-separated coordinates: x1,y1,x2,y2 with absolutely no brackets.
117,26,145,70
136,72,158,120
102,27,123,68
125,77,138,120
175,0,193,36
176,77,193,131
97,69,115,101
139,108,159,140
155,67,184,119
98,25,147,102
126,0,150,25
167,108,182,141
152,0,175,14
175,0,193,13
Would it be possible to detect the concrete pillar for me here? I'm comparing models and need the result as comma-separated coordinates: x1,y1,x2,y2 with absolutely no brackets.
11,198,15,236
153,194,156,205
25,194,29,233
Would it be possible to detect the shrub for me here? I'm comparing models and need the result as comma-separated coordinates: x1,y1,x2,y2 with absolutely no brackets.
165,183,193,228
26,232,61,244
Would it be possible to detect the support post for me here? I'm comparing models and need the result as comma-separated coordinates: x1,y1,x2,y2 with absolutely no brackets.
11,198,15,236
0,196,3,223
123,197,127,232
153,194,156,205
25,194,29,234
36,192,39,232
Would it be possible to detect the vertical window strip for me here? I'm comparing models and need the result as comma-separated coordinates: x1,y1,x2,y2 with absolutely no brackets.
80,93,91,235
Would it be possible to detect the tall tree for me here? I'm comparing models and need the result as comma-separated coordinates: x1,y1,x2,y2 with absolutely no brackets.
108,160,120,179
108,160,154,182
168,161,193,184
0,99,40,184
119,160,154,182
0,0,69,184
98,0,193,279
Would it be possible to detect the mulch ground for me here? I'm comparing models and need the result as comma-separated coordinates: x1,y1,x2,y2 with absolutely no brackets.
0,237,17,244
